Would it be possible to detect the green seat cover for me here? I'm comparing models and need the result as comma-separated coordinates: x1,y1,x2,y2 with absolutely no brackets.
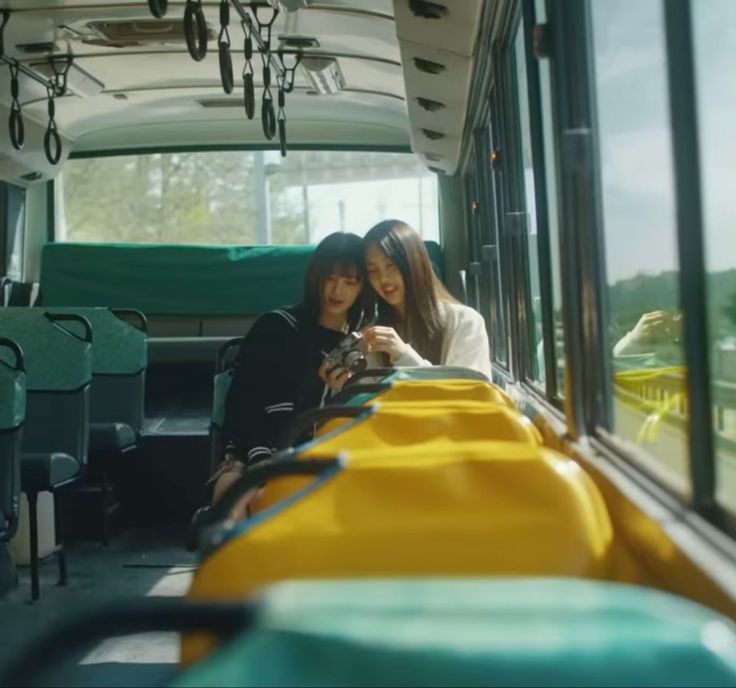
212,370,233,428
0,310,92,391
0,360,25,431
173,578,736,688
45,307,147,375
40,241,443,316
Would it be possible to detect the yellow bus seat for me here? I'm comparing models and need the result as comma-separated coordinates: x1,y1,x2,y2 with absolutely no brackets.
340,378,516,408
183,442,613,665
261,401,542,509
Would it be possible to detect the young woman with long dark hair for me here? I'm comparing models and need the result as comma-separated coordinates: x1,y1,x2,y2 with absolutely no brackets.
360,219,491,377
211,231,364,505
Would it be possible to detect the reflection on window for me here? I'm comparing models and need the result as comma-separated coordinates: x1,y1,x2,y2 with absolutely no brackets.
535,0,565,394
59,151,439,245
513,22,545,384
592,0,689,494
693,0,736,514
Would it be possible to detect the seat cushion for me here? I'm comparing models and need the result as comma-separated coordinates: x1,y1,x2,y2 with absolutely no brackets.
89,422,137,455
178,578,736,686
21,452,81,492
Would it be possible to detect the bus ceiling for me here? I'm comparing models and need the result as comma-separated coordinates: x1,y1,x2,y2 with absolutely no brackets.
0,0,486,184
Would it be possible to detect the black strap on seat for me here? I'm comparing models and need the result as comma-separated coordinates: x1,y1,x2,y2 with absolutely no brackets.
195,454,343,554
328,382,391,406
279,404,374,449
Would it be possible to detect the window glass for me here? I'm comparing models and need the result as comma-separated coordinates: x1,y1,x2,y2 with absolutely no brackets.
1,183,25,280
59,151,438,244
513,22,545,384
535,0,566,394
592,0,689,494
482,114,509,368
693,0,736,514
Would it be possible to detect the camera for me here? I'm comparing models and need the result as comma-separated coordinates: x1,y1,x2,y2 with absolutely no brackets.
323,331,367,374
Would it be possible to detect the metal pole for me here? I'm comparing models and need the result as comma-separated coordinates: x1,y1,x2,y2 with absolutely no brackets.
663,0,716,516
253,151,271,244
522,0,557,397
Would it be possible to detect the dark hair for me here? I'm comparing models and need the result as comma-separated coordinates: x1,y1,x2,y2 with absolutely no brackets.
364,219,452,363
304,232,365,330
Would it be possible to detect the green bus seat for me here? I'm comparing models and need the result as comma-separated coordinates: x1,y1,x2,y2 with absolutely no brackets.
39,241,443,316
0,309,92,601
210,338,244,473
44,307,148,545
173,578,736,688
45,307,147,450
0,338,25,542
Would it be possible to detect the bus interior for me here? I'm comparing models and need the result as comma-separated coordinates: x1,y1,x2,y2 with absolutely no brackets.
0,0,735,686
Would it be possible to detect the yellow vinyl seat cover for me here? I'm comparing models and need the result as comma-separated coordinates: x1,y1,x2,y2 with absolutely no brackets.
350,378,515,407
258,400,542,512
319,379,516,436
183,442,613,666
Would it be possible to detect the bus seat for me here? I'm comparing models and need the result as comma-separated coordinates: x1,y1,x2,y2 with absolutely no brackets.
259,400,542,504
210,337,244,473
334,378,515,408
0,309,92,600
46,307,147,442
183,443,613,663
39,242,443,318
0,338,25,543
312,401,541,451
45,307,148,544
178,578,736,686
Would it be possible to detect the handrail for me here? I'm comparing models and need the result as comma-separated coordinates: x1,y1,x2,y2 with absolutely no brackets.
216,336,245,372
111,308,148,333
279,404,375,449
0,337,24,371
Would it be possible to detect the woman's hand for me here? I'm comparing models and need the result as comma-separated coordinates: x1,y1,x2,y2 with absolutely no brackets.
630,310,671,346
362,326,407,361
319,358,352,392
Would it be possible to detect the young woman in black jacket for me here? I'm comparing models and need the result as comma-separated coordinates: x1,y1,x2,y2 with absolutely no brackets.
210,232,364,506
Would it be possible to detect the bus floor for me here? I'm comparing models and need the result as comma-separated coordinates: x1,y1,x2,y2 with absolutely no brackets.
0,525,195,687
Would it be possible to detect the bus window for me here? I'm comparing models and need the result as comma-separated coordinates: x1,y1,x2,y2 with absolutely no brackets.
591,0,689,495
512,19,545,386
692,0,736,515
58,151,438,245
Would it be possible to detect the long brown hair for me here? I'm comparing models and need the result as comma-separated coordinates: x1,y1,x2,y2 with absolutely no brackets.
363,220,455,363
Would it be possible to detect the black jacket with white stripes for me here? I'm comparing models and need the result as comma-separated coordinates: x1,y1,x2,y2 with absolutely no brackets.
221,303,345,464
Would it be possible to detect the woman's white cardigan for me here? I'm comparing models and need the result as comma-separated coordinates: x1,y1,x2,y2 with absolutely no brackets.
370,301,492,378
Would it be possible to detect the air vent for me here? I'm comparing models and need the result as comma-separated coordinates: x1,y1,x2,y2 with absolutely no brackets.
85,20,214,47
409,0,448,19
199,99,241,108
423,152,443,162
416,97,445,112
20,171,43,182
278,35,319,49
421,128,445,140
428,165,445,174
413,57,445,75
15,42,58,54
